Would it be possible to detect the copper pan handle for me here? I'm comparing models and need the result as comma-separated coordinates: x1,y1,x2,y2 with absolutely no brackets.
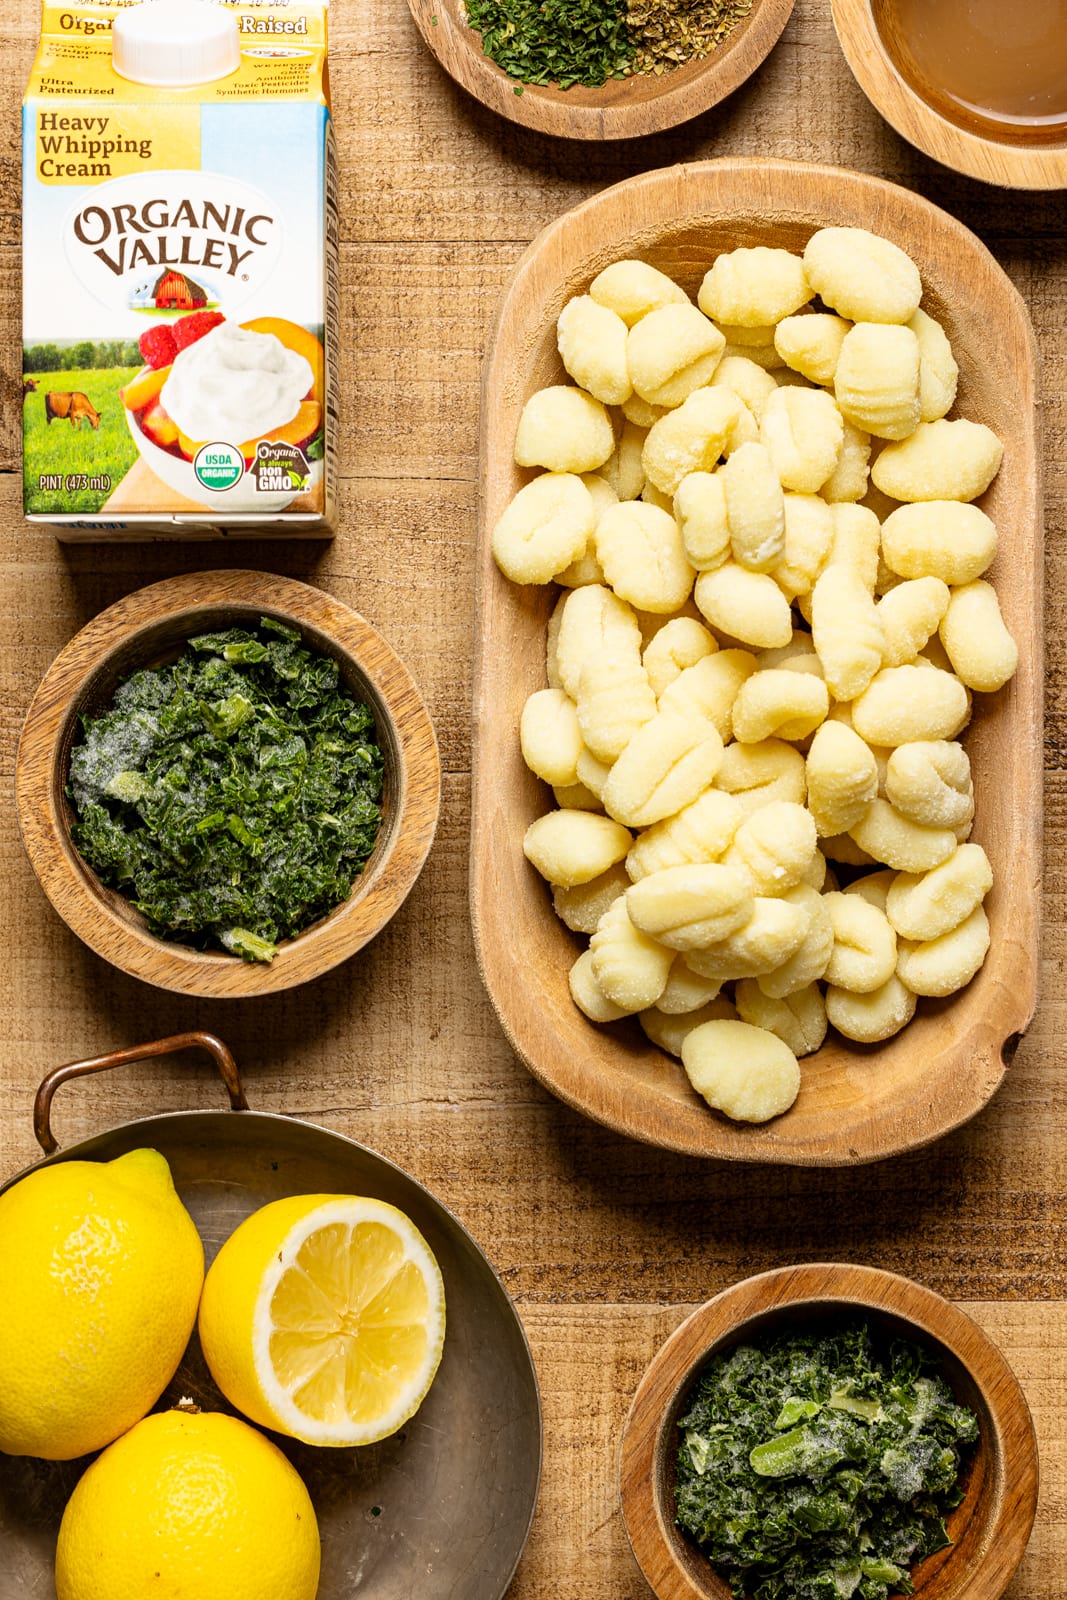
33,1031,248,1154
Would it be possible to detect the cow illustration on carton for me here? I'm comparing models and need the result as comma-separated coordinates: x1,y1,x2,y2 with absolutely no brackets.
45,391,101,430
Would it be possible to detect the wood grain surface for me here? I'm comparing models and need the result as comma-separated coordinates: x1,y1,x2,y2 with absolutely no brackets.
472,157,1042,1166
1,0,1065,1595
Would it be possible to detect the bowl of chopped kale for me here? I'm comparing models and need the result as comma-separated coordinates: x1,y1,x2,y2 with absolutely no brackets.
620,1264,1037,1600
16,570,440,997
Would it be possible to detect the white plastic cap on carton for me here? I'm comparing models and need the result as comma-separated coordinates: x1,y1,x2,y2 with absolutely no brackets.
112,0,241,87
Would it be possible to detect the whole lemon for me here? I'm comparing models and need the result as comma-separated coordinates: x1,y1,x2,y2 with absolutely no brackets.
55,1408,321,1600
0,1147,203,1460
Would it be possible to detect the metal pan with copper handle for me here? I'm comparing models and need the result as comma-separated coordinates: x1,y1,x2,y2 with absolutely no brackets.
0,1033,542,1600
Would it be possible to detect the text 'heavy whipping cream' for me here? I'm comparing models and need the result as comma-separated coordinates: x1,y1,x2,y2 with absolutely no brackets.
22,0,337,540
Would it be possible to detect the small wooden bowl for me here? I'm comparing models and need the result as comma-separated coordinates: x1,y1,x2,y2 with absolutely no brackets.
406,0,795,140
471,158,1042,1165
620,1264,1039,1600
15,570,441,998
831,0,1067,189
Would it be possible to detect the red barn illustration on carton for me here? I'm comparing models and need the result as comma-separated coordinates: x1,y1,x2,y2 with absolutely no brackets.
152,269,208,311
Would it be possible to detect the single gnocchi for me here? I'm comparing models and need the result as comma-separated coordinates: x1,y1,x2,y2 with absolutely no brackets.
810,564,884,702
774,313,851,387
896,904,990,997
556,295,632,406
626,862,754,950
682,1018,801,1122
698,247,810,328
514,385,615,474
834,322,921,441
643,387,745,495
627,303,726,408
590,896,674,1011
626,787,744,881
805,719,879,837
825,975,916,1042
715,738,807,814
552,862,630,934
554,583,641,699
658,648,759,740
674,470,732,572
909,308,959,422
577,653,657,762
880,502,997,586
884,741,973,830
759,386,844,494
492,472,594,585
594,500,696,613
939,580,1018,692
774,493,835,599
722,441,786,572
871,418,1003,503
695,564,794,650
520,687,583,786
643,616,717,696
602,709,724,827
851,664,969,747
735,978,827,1057
723,800,818,896
730,668,830,744
589,258,690,325
885,842,992,942
823,891,898,993
803,227,922,325
523,809,632,887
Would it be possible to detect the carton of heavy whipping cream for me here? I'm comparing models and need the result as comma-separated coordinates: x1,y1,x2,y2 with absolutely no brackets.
21,0,336,539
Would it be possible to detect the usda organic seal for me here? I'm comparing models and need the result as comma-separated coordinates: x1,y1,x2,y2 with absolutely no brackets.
194,442,244,492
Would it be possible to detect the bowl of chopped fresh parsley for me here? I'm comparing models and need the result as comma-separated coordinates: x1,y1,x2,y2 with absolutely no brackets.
16,570,440,997
620,1264,1037,1600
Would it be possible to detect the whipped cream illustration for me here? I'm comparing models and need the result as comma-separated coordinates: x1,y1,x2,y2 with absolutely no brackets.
160,322,313,443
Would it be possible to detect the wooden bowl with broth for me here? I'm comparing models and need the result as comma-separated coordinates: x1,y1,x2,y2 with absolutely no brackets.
470,159,1042,1165
16,570,440,998
619,1264,1039,1600
831,0,1067,189
406,0,795,140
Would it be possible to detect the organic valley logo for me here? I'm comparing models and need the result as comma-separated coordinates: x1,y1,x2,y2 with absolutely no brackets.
64,171,283,314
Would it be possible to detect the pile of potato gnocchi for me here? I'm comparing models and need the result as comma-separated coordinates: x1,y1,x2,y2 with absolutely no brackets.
491,225,1018,1128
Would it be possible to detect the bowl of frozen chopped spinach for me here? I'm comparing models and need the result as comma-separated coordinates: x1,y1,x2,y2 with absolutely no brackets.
16,570,440,997
620,1263,1037,1600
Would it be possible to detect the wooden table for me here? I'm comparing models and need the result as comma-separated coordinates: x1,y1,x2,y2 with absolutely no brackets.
1,1,1064,1593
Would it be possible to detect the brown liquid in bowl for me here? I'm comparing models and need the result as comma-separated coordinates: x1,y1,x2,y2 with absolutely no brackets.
875,0,1067,143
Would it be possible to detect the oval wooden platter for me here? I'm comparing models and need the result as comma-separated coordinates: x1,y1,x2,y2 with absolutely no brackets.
619,1264,1039,1600
470,159,1042,1166
831,0,1067,190
16,570,441,999
406,0,795,141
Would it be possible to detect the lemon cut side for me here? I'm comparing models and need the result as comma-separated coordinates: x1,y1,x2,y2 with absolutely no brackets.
199,1195,445,1447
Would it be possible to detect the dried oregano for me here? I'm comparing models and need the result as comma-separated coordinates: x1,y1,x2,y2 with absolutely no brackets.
462,0,752,89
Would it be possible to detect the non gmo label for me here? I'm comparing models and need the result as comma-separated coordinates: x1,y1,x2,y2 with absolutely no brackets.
251,438,311,493
194,441,244,491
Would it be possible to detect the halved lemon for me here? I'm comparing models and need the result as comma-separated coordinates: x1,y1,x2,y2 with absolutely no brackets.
197,1195,445,1447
